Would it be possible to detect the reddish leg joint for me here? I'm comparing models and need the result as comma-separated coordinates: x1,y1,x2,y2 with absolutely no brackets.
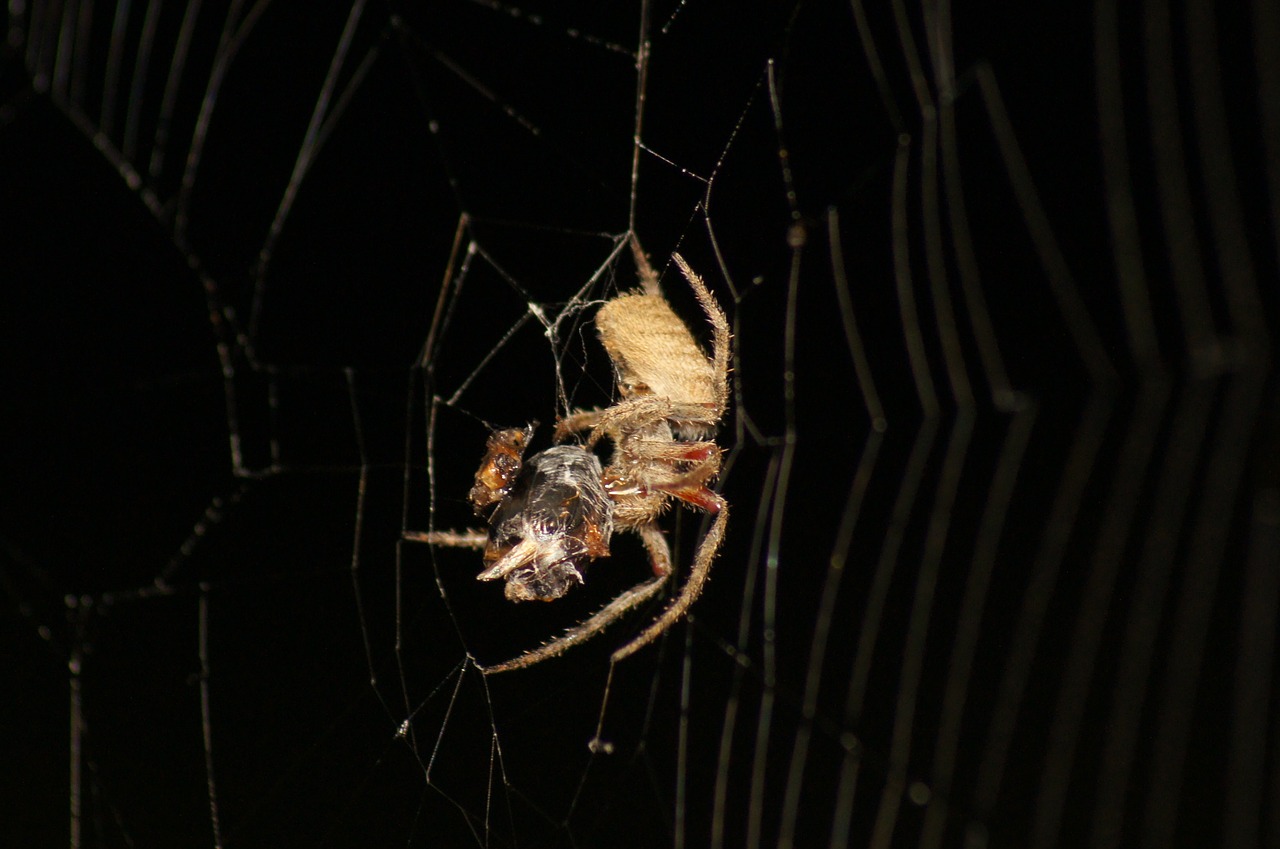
677,443,717,462
668,485,722,514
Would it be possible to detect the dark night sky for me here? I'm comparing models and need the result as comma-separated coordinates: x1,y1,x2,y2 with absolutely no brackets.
2,2,1278,848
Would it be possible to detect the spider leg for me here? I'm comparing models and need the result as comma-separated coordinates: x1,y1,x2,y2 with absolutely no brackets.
611,495,728,663
482,576,667,674
629,234,661,294
606,440,722,511
404,529,488,549
623,439,719,465
656,481,724,514
606,463,722,514
636,519,674,578
482,522,673,674
672,253,730,418
554,408,605,443
580,396,673,447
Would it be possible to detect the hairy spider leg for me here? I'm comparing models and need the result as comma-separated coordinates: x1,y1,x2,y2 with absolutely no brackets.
611,495,729,663
482,522,674,674
405,529,489,548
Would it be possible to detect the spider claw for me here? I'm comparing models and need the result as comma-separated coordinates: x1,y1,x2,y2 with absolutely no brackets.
661,485,723,514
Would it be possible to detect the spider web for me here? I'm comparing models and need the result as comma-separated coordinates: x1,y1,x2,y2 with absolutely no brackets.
2,1,1278,848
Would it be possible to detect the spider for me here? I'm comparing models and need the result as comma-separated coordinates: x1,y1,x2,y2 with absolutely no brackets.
416,239,730,673
547,239,730,663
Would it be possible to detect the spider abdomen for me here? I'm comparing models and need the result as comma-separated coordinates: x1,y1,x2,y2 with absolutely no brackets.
596,292,718,410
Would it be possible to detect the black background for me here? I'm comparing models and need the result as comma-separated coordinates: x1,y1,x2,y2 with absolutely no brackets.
3,2,1278,848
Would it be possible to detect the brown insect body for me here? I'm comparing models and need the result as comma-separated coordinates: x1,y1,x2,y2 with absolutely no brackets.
468,425,533,515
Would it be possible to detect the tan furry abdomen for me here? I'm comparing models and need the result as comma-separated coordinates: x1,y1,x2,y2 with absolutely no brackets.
595,293,717,405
